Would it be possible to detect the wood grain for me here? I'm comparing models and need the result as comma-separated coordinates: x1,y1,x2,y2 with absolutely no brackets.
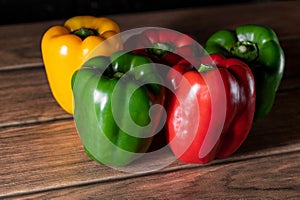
6,152,300,199
0,67,71,128
0,22,58,69
0,88,299,197
0,120,121,197
235,89,300,154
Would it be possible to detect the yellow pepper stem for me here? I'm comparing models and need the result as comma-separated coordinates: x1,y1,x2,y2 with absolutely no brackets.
72,28,99,40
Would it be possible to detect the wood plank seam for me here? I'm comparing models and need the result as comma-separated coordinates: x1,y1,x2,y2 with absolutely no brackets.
0,115,73,130
1,148,299,199
1,86,298,129
0,63,43,72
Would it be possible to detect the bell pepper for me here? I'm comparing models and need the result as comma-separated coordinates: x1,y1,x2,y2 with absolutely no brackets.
205,25,285,119
124,28,201,149
72,51,165,166
41,16,122,114
166,54,256,164
124,28,202,67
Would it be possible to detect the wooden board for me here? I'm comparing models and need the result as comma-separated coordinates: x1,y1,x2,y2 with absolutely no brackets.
0,1,299,199
9,152,300,199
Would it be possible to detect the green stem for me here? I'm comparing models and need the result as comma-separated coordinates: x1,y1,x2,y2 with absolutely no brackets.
230,41,259,62
113,72,124,79
198,64,215,73
146,42,176,56
72,28,98,40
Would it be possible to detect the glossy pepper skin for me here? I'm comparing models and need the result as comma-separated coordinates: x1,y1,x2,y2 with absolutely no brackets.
124,29,201,149
72,51,165,167
205,25,284,119
166,54,256,164
124,28,202,67
41,16,122,114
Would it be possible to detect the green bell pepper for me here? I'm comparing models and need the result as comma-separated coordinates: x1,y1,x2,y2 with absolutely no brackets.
205,25,285,119
72,51,165,167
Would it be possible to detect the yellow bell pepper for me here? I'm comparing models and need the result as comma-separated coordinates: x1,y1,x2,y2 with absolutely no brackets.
41,16,122,114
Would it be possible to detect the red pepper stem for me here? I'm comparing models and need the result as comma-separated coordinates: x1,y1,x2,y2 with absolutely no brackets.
72,28,99,40
198,64,215,73
146,42,176,56
230,41,259,62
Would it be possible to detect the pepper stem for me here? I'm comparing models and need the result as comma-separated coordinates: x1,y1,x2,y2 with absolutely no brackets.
113,72,124,78
146,42,176,56
198,64,215,73
72,28,98,40
230,41,259,62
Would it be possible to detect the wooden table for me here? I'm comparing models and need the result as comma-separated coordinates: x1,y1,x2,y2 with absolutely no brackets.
0,1,299,199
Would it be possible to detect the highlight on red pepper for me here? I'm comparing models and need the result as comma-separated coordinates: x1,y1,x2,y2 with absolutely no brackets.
166,54,256,164
122,28,204,158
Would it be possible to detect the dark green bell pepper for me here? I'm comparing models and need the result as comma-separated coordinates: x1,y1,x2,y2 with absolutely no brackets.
71,51,165,167
205,25,285,119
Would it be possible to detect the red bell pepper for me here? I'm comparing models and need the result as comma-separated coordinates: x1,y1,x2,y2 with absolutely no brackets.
166,54,256,164
124,28,202,67
124,28,201,151
125,28,201,93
